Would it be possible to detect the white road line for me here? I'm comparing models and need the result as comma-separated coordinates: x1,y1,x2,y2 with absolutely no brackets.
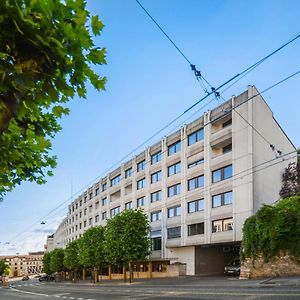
11,287,49,297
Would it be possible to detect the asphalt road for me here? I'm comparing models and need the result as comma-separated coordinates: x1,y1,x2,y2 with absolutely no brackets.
1,277,300,300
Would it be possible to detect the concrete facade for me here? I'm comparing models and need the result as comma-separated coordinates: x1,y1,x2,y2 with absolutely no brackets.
46,86,296,275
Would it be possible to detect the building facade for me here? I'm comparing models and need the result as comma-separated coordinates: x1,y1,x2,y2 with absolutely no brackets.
0,252,44,278
47,86,296,275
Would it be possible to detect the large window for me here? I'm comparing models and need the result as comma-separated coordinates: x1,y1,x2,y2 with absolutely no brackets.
102,183,107,191
188,199,204,213
212,191,232,208
102,211,107,220
222,144,232,154
95,215,99,223
151,170,162,183
151,151,162,164
110,206,120,217
137,160,145,172
102,197,107,206
188,128,204,146
167,226,181,239
151,190,162,202
137,196,145,207
137,178,145,190
168,141,181,156
212,218,233,232
151,230,162,251
167,205,181,218
95,188,99,196
212,165,232,183
125,167,132,178
188,222,204,236
167,183,181,197
168,162,181,177
111,174,121,186
150,210,161,222
125,201,132,210
188,175,204,191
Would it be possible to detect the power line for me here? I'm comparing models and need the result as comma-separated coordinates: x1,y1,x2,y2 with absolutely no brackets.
8,68,300,243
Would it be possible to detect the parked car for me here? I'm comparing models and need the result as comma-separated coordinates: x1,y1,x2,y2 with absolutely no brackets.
39,274,55,282
224,257,240,276
22,275,29,281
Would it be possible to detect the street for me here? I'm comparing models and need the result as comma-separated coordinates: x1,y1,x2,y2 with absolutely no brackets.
1,277,300,300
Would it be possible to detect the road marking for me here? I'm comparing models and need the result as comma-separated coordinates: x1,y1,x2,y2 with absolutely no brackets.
11,287,49,297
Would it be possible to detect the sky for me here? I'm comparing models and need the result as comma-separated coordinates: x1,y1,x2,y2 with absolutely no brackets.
0,0,300,255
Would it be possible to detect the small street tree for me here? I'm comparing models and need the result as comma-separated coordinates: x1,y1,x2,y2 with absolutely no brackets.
279,161,300,198
105,209,150,282
49,248,65,277
0,0,106,200
64,240,81,280
0,260,10,276
78,226,106,282
42,252,52,275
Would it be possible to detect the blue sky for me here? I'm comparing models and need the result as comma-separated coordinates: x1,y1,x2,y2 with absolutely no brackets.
1,0,300,254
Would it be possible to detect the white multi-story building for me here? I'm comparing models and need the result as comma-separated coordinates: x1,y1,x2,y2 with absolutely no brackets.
47,86,296,275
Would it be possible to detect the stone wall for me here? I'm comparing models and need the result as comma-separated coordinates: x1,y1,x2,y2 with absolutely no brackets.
240,255,300,279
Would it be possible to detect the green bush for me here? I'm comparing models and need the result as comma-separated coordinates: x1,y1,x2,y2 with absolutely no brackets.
241,195,300,261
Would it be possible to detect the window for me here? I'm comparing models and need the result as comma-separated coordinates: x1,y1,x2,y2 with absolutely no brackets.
151,170,162,183
75,203,78,209
95,188,99,196
151,190,161,202
150,210,161,222
84,208,87,216
223,144,232,154
137,178,145,190
212,218,233,232
102,211,107,220
102,197,108,206
188,175,204,191
212,191,232,208
102,183,107,191
84,196,87,203
95,215,99,223
151,151,162,164
89,218,92,225
89,205,93,213
188,199,204,213
110,206,120,217
168,183,181,197
168,162,181,177
137,196,145,207
95,202,99,209
111,174,121,186
89,192,93,200
188,128,204,146
125,201,132,210
168,141,181,156
223,119,232,128
125,168,132,178
188,222,204,236
79,211,82,218
167,205,181,218
212,165,232,183
137,160,145,172
151,230,162,251
79,200,82,206
167,226,181,239
188,159,204,169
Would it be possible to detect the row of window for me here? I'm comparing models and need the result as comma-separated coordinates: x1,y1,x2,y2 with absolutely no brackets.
71,160,232,212
69,190,233,224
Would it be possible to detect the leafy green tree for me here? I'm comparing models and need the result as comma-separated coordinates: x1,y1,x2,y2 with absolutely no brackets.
78,226,106,282
0,0,106,200
42,252,52,275
0,260,10,276
49,248,65,273
105,209,150,282
64,240,81,280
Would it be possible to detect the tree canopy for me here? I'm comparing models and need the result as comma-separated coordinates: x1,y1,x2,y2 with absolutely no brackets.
42,252,52,275
49,248,65,273
0,260,10,276
0,0,106,200
64,240,81,272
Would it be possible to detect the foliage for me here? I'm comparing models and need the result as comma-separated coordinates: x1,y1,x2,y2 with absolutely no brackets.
42,252,52,275
279,161,300,198
0,0,106,199
104,209,151,266
64,240,81,271
241,195,300,261
0,260,10,276
49,248,65,273
78,226,106,269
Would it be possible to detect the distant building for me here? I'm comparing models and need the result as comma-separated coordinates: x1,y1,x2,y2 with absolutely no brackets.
0,253,44,277
46,86,296,275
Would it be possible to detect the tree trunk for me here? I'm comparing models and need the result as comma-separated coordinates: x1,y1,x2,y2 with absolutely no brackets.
129,262,133,283
123,265,126,282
